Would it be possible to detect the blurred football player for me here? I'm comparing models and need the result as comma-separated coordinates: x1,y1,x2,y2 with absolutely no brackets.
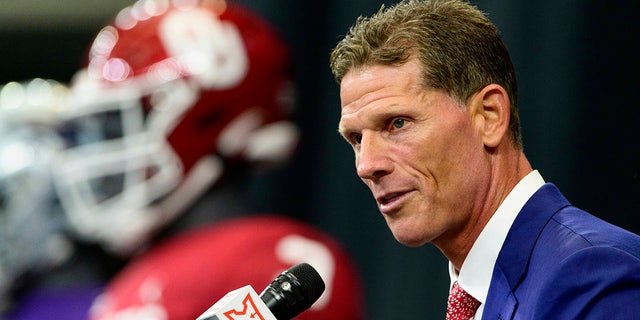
0,78,70,313
50,0,365,319
0,79,117,320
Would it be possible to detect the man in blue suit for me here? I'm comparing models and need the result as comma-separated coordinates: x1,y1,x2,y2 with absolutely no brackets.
329,0,640,319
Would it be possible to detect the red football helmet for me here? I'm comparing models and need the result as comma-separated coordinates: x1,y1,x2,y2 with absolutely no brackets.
88,215,366,320
53,0,298,255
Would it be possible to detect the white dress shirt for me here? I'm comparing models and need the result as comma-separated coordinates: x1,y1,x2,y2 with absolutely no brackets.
448,170,545,319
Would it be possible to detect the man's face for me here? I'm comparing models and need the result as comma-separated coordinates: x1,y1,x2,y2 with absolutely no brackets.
338,58,491,248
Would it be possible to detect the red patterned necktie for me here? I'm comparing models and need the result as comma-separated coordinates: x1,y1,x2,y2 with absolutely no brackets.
446,281,481,320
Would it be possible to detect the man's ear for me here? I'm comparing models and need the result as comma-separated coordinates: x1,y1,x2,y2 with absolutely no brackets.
469,84,511,148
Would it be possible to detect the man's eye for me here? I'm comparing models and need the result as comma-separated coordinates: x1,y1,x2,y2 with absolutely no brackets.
392,118,406,129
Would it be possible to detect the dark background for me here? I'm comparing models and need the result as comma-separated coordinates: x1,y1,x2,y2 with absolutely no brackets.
1,1,638,318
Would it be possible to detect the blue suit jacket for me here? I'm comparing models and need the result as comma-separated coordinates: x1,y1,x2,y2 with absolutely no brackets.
482,183,640,319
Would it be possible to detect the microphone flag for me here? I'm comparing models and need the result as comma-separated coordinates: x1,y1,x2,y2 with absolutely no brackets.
196,285,277,320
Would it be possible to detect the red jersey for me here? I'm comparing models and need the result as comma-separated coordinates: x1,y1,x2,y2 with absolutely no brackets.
89,215,365,320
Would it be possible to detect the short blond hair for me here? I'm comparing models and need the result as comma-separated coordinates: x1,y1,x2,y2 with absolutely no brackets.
330,0,522,147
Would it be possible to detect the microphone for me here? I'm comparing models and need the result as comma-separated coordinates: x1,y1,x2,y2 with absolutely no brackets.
196,263,325,320
259,262,326,319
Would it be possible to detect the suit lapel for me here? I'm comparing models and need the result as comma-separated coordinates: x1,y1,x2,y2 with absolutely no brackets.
482,266,517,320
482,184,570,319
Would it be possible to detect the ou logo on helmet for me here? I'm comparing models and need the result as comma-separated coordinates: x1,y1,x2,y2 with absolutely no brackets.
159,7,249,90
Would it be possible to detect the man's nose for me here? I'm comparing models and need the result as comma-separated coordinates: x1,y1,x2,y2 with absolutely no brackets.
356,133,392,181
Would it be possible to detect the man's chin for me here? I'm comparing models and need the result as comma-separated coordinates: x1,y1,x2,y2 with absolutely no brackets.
391,229,430,248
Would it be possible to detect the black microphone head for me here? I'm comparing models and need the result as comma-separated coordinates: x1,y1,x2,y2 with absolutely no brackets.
259,263,326,320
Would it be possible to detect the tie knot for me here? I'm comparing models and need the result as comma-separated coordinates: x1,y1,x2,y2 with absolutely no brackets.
446,281,480,320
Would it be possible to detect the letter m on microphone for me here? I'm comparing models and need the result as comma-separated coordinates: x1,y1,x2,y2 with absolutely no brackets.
196,286,277,320
223,293,266,320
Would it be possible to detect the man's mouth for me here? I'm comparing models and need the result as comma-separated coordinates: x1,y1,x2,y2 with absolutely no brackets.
377,191,410,213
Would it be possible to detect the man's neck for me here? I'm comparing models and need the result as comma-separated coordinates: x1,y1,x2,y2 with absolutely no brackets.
437,149,532,270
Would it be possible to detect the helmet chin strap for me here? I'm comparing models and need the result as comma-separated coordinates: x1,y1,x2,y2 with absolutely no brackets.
216,107,299,170
244,120,299,168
